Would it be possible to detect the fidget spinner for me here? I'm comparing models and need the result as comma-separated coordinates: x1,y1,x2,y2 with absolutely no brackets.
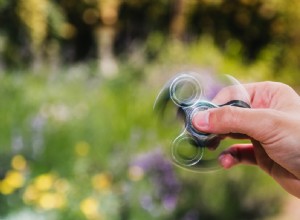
154,72,251,172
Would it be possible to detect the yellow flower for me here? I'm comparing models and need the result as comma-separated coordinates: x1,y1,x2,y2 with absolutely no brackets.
34,173,55,191
92,173,111,191
54,178,70,193
75,141,90,157
11,155,27,171
23,174,68,209
38,192,66,210
6,170,25,188
23,185,40,204
80,197,100,219
0,180,15,195
0,170,25,195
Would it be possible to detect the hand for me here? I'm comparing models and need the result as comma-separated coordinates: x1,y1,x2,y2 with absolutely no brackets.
192,81,300,198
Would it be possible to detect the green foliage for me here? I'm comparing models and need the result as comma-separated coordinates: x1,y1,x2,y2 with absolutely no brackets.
47,1,67,39
0,0,8,10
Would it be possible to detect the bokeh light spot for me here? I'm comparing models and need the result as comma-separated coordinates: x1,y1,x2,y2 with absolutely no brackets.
83,8,99,25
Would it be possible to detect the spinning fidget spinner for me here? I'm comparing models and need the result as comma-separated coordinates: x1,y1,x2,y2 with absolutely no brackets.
154,72,251,172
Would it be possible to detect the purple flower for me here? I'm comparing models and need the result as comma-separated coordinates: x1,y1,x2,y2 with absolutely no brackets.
131,149,181,212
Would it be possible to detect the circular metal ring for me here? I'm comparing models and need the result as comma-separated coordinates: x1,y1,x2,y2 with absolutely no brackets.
172,134,204,166
170,74,202,107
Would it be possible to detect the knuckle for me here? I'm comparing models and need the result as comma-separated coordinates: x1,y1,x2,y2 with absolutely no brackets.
263,81,293,93
225,106,241,132
210,106,239,133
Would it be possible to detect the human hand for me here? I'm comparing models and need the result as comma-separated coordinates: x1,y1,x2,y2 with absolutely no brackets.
192,81,300,198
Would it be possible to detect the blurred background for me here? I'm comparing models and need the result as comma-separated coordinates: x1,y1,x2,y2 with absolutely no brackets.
1,0,300,219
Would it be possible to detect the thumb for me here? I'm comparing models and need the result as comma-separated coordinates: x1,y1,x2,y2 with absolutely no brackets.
192,106,281,142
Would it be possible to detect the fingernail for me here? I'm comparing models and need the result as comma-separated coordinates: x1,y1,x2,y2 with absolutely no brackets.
192,111,210,130
218,154,233,169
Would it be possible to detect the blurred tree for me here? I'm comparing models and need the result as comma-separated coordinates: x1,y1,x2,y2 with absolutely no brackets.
14,0,67,71
187,0,280,60
116,0,172,60
59,0,97,62
271,0,300,73
17,0,48,70
0,0,300,74
61,0,120,77
0,0,29,68
96,0,120,77
170,0,187,40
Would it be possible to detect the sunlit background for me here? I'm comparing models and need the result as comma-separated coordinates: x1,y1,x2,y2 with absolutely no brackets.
1,0,300,219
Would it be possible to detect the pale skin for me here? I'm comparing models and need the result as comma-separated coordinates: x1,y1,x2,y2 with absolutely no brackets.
192,81,300,198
